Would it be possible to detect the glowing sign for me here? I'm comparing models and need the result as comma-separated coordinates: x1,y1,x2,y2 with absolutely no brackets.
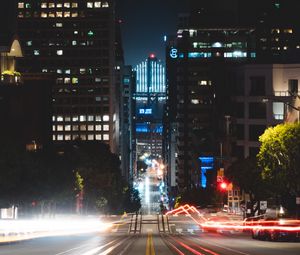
170,48,178,58
139,108,152,114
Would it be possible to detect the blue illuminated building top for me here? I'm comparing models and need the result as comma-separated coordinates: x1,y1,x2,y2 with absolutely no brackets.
135,54,166,93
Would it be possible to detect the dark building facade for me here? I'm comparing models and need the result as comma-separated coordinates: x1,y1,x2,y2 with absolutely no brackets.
16,0,119,152
164,0,300,199
0,36,52,149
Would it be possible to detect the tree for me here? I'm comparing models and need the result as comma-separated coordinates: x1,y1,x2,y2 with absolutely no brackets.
226,157,269,216
258,122,300,211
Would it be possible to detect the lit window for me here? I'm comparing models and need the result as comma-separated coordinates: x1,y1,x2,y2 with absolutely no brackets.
57,116,63,122
87,2,93,8
41,3,47,8
80,125,86,131
57,69,62,74
95,115,101,121
57,125,63,131
80,115,86,122
88,115,94,121
103,125,109,131
41,12,47,18
283,46,288,50
284,28,293,34
65,135,71,140
102,1,109,7
64,78,71,84
56,22,63,27
72,3,78,8
72,125,79,131
96,134,102,140
72,12,78,17
72,116,78,121
64,2,71,8
72,40,77,46
56,3,62,8
74,30,78,35
57,135,63,141
48,3,55,8
65,69,71,74
72,135,79,140
191,99,199,104
64,12,71,17
18,2,24,8
95,77,101,83
34,50,40,55
95,125,101,131
26,41,32,46
80,135,86,140
18,12,24,18
80,68,86,74
95,96,101,102
65,125,71,131
49,12,55,17
56,12,63,17
65,116,71,121
25,3,31,8
52,135,56,141
94,2,101,8
199,80,207,85
88,125,94,131
88,134,94,140
56,50,63,56
103,115,109,121
72,77,78,84
52,125,56,131
52,116,56,121
103,134,109,140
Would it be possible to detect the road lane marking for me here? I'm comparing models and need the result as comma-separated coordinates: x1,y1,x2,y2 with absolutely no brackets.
146,232,155,255
59,239,118,255
98,236,132,255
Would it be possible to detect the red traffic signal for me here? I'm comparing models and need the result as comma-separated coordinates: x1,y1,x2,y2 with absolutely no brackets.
219,182,228,190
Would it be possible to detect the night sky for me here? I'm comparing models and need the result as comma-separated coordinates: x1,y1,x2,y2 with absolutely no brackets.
116,0,188,66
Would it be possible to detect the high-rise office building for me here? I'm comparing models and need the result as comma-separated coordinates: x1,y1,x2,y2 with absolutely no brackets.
164,0,300,198
134,55,166,163
16,0,119,152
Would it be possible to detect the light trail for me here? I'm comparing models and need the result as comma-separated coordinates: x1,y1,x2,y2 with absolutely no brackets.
0,217,112,242
166,204,300,233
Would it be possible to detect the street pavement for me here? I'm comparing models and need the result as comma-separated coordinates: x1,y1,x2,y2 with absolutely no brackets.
1,214,300,255
1,167,299,254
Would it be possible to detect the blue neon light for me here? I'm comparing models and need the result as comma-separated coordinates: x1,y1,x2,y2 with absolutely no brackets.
136,124,150,133
170,48,178,58
188,52,212,58
199,156,214,188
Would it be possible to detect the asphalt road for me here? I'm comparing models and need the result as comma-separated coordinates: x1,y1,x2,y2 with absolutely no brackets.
1,215,300,255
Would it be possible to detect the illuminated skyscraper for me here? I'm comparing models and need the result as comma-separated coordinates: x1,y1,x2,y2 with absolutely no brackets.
16,0,119,152
135,54,165,93
133,55,166,162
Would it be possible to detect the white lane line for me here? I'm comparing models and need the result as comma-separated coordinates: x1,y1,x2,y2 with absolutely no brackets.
54,244,91,255
55,239,118,255
98,237,130,255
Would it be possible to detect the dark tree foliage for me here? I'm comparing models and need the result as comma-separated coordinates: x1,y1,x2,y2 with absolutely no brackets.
226,157,271,216
0,141,140,215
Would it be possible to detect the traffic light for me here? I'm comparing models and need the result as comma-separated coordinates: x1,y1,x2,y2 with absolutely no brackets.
219,181,228,191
